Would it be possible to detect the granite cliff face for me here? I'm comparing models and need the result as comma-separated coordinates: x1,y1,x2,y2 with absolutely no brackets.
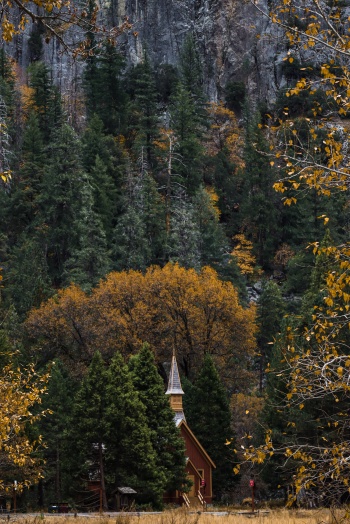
7,0,289,106
113,0,285,105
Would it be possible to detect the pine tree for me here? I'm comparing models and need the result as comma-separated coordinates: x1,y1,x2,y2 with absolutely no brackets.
239,111,279,268
38,361,77,504
69,351,109,510
256,280,286,391
183,354,235,499
27,62,62,141
113,205,152,271
129,343,187,494
105,352,165,508
62,172,111,290
8,111,45,240
84,41,127,134
178,34,205,109
128,53,160,167
112,160,166,270
6,233,51,317
166,189,201,269
82,114,125,237
37,124,90,285
169,82,205,194
193,185,227,268
0,49,17,137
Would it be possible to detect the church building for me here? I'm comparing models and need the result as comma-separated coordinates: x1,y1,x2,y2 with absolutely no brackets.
164,353,216,507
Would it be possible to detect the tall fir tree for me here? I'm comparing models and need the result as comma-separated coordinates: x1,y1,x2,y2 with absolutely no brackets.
0,49,18,141
183,354,235,499
128,53,160,167
256,280,286,391
105,352,165,508
84,41,127,135
178,33,206,114
69,351,109,510
62,172,111,291
38,361,78,504
193,185,227,268
8,111,45,241
169,82,205,194
6,233,51,317
82,114,126,238
27,62,62,142
239,110,279,268
113,161,166,270
166,189,201,269
38,124,103,287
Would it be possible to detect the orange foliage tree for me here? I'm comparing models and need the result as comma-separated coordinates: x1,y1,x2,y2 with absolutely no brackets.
26,263,256,386
206,102,245,168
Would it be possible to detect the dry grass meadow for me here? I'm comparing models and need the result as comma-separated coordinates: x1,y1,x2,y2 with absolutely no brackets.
6,508,350,524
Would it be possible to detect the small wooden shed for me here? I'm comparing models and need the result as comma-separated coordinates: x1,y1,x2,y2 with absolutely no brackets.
116,487,137,510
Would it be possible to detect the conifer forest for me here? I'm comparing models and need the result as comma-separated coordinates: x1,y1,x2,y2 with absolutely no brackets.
1,0,350,512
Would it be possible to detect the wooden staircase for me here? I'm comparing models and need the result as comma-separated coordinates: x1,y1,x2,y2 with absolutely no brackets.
197,490,207,510
181,493,190,508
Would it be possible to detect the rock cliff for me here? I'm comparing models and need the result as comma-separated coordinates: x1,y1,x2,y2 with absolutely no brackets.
6,0,289,106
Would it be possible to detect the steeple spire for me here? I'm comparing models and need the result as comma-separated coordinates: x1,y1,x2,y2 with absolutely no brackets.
166,350,186,424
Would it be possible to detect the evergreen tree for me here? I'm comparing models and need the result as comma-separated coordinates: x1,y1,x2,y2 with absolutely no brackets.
8,111,45,240
38,361,77,504
256,280,286,391
183,354,235,499
166,189,200,269
28,24,44,62
193,185,227,268
2,112,51,316
6,233,51,317
38,124,91,285
112,162,166,270
0,49,17,138
239,111,279,268
129,343,188,494
178,34,205,109
82,114,125,237
113,205,152,270
169,82,205,194
27,62,62,141
82,0,100,117
69,351,109,510
89,155,117,241
84,41,127,134
128,53,159,167
105,352,165,508
62,173,111,290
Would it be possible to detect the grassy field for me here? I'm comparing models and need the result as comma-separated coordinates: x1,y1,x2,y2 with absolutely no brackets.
7,508,349,524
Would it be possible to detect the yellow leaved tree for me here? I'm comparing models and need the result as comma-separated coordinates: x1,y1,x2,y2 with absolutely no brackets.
0,351,50,492
238,0,350,505
25,263,257,388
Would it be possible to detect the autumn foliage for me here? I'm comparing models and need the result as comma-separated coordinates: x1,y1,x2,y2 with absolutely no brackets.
240,0,350,504
0,353,49,492
26,263,256,385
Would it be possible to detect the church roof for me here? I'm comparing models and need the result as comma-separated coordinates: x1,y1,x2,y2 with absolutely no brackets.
174,411,186,426
178,419,216,469
166,352,184,395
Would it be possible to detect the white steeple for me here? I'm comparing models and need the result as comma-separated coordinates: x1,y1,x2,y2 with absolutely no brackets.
166,350,186,425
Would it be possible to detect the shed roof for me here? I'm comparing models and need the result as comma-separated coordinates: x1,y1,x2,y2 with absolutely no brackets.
117,487,137,494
